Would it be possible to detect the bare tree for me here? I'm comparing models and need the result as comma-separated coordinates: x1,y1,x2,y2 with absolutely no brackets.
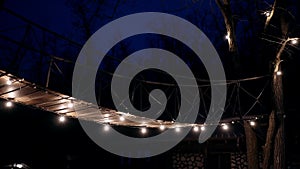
262,0,295,168
215,1,259,168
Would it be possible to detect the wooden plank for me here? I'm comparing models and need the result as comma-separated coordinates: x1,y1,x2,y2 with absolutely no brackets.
25,94,61,105
1,86,38,99
38,98,69,108
16,90,51,102
0,82,27,96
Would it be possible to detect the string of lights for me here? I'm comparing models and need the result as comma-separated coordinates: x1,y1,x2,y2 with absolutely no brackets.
1,70,270,137
2,96,264,137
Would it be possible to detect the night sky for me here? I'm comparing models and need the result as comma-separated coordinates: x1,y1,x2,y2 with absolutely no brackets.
1,0,300,168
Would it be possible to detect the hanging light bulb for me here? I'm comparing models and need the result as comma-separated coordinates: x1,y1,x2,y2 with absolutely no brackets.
119,116,125,121
5,101,13,107
221,123,229,130
291,39,298,45
59,116,66,122
276,71,282,76
264,11,271,17
103,124,110,131
250,121,256,126
201,126,205,131
159,125,165,131
175,127,181,133
193,126,199,132
141,127,147,134
14,164,23,169
225,34,230,40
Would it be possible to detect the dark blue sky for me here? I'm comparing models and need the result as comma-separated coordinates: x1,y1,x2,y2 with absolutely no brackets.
4,0,73,35
2,0,209,42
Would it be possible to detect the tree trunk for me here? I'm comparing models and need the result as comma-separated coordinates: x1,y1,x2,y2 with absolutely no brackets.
263,111,276,169
274,121,285,169
215,0,240,70
273,58,285,169
263,0,289,167
215,0,238,53
262,41,287,169
264,0,277,30
244,121,259,169
262,40,286,169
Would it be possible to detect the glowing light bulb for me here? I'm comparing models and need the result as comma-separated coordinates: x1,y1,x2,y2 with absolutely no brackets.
291,39,298,45
276,71,282,76
222,124,229,130
119,116,125,121
264,11,270,17
159,125,165,131
201,126,205,131
5,101,13,107
250,121,256,126
193,126,199,132
141,127,147,134
175,127,181,133
103,125,110,131
225,34,229,40
59,116,66,122
15,164,23,168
